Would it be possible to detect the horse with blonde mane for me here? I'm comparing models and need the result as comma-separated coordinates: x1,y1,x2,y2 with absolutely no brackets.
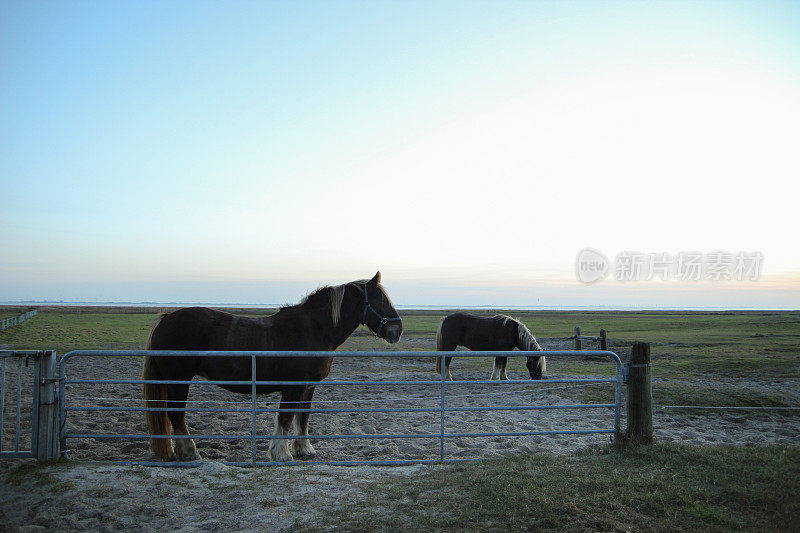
435,312,546,381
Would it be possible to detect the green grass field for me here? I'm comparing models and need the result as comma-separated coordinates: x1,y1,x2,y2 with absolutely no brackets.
2,306,798,414
0,307,31,320
314,442,800,532
2,306,798,384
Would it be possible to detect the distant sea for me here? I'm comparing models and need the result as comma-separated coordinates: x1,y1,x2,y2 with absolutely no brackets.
1,301,796,311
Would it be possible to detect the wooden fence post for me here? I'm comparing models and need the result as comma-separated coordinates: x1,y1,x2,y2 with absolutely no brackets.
626,342,653,444
34,351,60,460
574,326,581,350
599,329,607,351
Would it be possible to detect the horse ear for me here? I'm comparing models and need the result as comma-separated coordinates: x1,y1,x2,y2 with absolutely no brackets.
369,271,381,286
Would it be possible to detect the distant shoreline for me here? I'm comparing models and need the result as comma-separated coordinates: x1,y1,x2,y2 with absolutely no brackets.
0,301,797,312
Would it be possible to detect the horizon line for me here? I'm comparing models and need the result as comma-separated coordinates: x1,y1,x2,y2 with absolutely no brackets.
1,300,798,312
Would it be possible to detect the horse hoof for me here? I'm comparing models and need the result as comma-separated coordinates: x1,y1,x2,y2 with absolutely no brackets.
177,450,201,462
292,442,317,460
174,448,201,461
269,442,295,462
296,450,316,460
270,450,295,462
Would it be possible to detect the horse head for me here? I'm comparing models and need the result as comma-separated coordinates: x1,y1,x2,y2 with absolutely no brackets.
524,337,546,380
361,271,402,344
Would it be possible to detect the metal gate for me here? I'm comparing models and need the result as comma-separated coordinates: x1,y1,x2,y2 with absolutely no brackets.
0,351,59,460
56,349,623,466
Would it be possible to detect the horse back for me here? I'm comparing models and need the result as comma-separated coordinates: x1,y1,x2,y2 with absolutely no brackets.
148,306,333,388
149,307,268,350
441,312,517,351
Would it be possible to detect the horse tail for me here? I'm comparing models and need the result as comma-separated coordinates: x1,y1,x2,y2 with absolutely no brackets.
143,315,173,460
145,313,165,350
435,317,445,373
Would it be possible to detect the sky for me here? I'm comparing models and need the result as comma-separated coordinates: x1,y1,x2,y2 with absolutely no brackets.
1,1,799,308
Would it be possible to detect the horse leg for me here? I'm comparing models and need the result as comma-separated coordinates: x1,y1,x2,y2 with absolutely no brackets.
269,387,302,462
166,384,201,461
291,386,316,459
437,329,456,380
444,355,454,381
491,356,508,380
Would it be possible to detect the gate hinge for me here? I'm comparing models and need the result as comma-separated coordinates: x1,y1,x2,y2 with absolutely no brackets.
623,362,650,384
40,377,64,385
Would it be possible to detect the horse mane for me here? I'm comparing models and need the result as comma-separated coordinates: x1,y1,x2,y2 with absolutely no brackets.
294,283,353,326
493,315,542,352
493,314,513,326
517,321,542,351
289,278,390,327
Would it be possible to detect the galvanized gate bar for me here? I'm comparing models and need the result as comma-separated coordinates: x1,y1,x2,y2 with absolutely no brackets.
64,378,615,386
15,357,21,453
65,403,616,414
251,353,257,464
65,428,612,441
57,349,623,465
440,354,446,461
60,349,620,358
0,357,4,452
0,351,41,459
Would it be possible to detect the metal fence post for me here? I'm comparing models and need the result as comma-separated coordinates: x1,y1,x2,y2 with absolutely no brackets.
440,354,445,462
35,351,59,460
59,357,67,457
0,358,5,451
251,353,257,465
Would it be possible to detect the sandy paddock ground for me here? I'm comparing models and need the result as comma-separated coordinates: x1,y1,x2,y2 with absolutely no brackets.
1,339,798,531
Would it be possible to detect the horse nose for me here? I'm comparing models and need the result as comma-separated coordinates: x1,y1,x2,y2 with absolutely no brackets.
385,323,402,343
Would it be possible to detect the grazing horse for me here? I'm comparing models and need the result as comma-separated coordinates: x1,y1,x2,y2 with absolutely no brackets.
143,272,401,462
435,313,545,381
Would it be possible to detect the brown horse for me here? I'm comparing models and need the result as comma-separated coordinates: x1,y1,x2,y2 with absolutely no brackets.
143,272,401,462
435,313,545,381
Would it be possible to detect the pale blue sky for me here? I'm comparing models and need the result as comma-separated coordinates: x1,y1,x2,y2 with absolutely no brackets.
2,1,799,307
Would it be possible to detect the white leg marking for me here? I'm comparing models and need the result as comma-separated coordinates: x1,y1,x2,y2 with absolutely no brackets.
172,427,201,461
291,415,316,459
491,359,501,381
173,437,201,461
268,414,294,462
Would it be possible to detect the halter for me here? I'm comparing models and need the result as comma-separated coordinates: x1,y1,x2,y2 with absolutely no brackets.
361,284,401,337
